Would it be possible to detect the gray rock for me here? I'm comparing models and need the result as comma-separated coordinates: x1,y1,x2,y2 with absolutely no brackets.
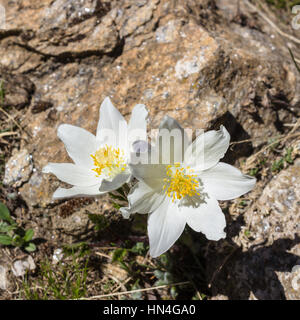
251,159,300,243
1,0,300,300
52,209,91,236
0,265,8,290
206,160,300,300
52,248,64,264
3,149,33,187
11,256,36,277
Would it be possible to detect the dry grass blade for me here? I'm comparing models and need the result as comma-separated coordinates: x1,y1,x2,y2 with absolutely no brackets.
79,281,191,300
244,119,300,169
95,251,111,260
0,131,18,138
244,0,300,47
0,106,23,132
288,47,300,73
208,247,238,288
109,275,130,293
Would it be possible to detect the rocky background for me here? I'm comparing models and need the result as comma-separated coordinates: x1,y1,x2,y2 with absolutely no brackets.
0,0,300,300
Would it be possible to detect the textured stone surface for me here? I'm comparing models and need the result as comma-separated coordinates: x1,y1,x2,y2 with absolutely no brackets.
11,256,36,277
249,159,300,245
206,160,300,300
0,264,8,290
0,67,35,109
19,171,54,208
52,248,64,264
0,0,296,207
1,0,300,300
3,149,33,187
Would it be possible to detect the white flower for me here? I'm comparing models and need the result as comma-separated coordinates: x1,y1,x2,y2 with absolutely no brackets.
121,116,256,257
42,97,148,199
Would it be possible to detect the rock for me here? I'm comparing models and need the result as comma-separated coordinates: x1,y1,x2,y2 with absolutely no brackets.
11,256,36,277
52,248,64,264
206,160,300,300
277,264,300,300
52,208,91,236
120,0,159,38
155,20,182,44
41,0,101,28
3,149,33,187
248,159,300,244
1,3,297,210
102,263,128,282
243,159,300,299
50,196,113,238
0,264,8,290
0,67,35,109
210,294,229,300
1,0,300,300
25,6,119,57
19,171,55,208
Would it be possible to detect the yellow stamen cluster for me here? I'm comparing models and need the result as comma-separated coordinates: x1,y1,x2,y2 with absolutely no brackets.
163,163,200,202
90,145,126,177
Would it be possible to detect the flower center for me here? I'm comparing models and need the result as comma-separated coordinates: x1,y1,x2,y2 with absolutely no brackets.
90,145,126,178
163,163,200,202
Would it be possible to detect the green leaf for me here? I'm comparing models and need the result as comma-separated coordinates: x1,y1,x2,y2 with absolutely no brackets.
271,158,284,172
12,234,23,247
154,270,165,280
170,286,178,299
0,222,16,233
24,229,34,242
0,234,12,245
249,167,259,177
112,248,127,262
109,192,127,201
25,242,36,252
0,202,14,224
131,280,142,300
284,147,294,164
244,230,251,238
131,242,146,255
87,214,109,231
112,202,121,209
0,221,10,233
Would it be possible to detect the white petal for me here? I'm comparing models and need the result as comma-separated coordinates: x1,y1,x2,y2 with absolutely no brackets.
128,104,148,141
132,140,150,154
185,125,230,171
148,197,186,257
157,116,190,164
53,185,104,199
57,124,96,168
119,207,131,219
129,163,166,189
200,162,256,200
96,97,127,147
120,181,165,218
185,194,226,241
42,163,99,186
99,172,131,192
130,140,151,167
159,115,186,134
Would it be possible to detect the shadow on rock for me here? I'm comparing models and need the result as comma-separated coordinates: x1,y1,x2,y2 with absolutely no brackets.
211,111,253,164
164,213,300,300
205,236,300,300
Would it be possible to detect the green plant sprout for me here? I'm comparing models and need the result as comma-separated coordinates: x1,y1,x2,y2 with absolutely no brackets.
0,201,36,252
22,251,89,300
271,147,294,173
